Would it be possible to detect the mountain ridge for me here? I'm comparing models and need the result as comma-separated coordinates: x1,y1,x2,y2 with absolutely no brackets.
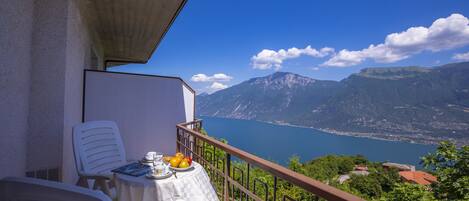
197,62,469,145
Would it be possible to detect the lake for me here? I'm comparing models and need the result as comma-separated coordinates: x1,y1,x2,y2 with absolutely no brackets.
201,116,436,168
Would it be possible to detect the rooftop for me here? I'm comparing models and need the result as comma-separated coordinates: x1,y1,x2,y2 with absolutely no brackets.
399,171,437,185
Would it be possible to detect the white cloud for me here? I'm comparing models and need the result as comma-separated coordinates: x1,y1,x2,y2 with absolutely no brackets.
207,82,228,94
311,67,320,71
196,82,229,94
191,73,233,82
323,49,365,67
210,82,228,90
453,51,469,61
251,46,334,70
323,13,469,67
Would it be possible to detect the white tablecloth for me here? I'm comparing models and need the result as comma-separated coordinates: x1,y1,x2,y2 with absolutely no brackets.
115,162,219,201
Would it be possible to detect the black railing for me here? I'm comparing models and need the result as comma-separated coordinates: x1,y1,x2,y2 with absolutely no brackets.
176,119,364,201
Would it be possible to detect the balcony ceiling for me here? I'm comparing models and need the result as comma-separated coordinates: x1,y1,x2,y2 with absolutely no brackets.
78,0,186,66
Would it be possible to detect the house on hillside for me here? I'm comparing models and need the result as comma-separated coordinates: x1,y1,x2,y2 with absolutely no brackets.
382,162,416,171
354,165,368,171
337,166,370,184
399,171,437,185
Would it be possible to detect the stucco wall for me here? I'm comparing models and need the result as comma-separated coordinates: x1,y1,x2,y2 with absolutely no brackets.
61,0,93,184
27,0,68,172
0,0,97,182
84,71,195,161
0,0,34,179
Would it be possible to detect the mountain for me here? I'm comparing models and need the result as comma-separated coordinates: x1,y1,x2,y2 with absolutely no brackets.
197,72,343,121
197,62,469,145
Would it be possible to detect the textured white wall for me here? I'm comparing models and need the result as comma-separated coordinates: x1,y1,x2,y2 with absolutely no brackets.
24,1,95,184
61,0,93,184
27,0,68,173
84,71,195,162
0,0,34,179
0,0,97,182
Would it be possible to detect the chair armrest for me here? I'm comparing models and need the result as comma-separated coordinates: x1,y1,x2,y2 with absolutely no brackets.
1,177,112,201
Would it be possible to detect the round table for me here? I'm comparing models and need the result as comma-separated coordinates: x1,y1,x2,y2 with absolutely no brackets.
115,162,219,201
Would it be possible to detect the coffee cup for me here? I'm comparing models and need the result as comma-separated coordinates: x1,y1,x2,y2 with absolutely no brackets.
145,151,157,161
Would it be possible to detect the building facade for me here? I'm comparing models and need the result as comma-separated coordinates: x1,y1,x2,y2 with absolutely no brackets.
0,0,185,184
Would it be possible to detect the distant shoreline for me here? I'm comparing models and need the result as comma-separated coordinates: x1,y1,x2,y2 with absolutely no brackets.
265,121,444,146
199,116,462,146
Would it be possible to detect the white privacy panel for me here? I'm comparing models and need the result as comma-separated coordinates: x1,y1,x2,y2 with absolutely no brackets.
83,71,195,160
182,84,195,123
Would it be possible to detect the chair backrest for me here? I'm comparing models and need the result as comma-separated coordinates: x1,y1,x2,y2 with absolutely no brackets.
0,177,112,201
73,121,126,175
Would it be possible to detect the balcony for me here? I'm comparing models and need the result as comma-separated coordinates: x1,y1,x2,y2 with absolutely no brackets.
82,70,363,200
0,64,367,200
176,120,364,201
0,68,364,200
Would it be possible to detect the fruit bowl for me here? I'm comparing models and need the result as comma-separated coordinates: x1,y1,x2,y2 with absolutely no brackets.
169,163,195,172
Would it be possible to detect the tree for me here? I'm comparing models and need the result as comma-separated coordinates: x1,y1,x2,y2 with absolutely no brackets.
353,154,369,165
380,183,436,201
369,168,400,192
288,155,304,173
337,157,355,174
349,174,383,199
302,155,356,181
422,141,469,201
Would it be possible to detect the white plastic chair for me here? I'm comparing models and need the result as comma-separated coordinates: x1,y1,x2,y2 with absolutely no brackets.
0,177,111,201
73,120,127,196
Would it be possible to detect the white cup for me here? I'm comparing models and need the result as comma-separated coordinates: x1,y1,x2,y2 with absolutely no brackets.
145,151,157,161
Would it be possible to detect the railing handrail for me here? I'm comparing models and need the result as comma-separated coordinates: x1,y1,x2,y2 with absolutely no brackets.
177,120,365,201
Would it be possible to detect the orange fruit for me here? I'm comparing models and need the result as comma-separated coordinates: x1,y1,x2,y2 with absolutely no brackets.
178,160,190,168
175,152,184,159
163,156,172,163
169,157,181,167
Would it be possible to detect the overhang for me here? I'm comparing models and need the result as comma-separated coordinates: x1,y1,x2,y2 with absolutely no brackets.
77,0,186,67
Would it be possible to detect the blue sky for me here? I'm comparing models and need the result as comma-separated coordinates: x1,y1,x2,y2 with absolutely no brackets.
110,0,469,94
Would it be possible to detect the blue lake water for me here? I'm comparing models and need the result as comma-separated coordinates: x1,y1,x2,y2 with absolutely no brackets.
201,116,436,168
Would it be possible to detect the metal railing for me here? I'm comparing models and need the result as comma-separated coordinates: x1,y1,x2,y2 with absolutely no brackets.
176,119,365,201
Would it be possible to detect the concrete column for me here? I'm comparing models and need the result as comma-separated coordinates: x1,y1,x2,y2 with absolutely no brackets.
27,0,69,173
27,0,95,184
61,0,93,183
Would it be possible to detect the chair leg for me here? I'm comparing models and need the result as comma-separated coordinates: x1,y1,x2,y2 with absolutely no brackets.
76,176,89,188
108,177,116,189
95,178,111,197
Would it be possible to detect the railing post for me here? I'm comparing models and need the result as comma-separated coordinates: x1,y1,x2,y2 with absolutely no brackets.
199,120,203,132
246,163,250,200
224,153,231,201
176,127,180,152
273,176,278,201
193,137,197,160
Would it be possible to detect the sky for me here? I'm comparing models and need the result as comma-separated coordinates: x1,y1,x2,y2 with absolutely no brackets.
110,0,469,94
